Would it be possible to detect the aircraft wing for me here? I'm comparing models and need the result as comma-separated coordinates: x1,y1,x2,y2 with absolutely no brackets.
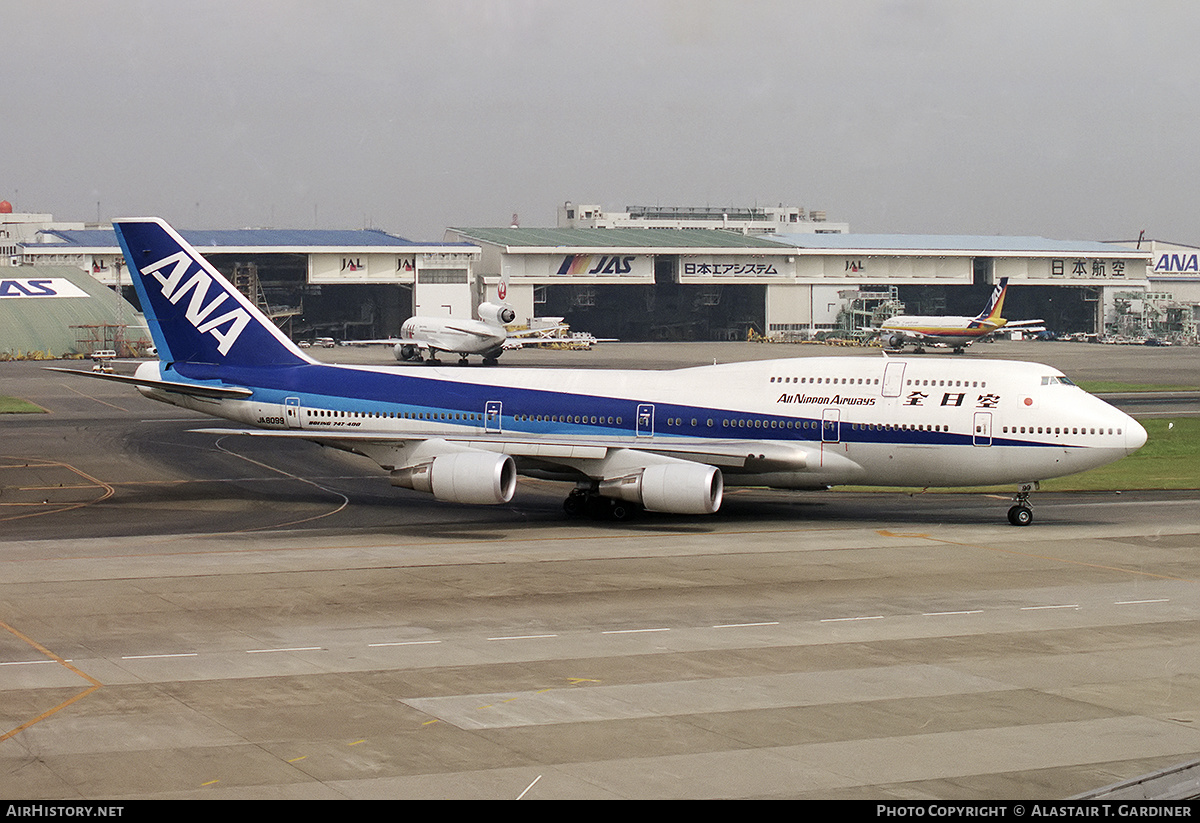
882,328,940,342
44,367,254,399
506,325,567,339
192,428,814,473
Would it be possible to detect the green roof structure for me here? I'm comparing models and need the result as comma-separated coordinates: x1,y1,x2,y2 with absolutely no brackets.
0,266,151,358
449,227,795,250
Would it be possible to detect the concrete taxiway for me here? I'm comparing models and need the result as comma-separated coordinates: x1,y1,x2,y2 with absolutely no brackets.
1,342,1198,799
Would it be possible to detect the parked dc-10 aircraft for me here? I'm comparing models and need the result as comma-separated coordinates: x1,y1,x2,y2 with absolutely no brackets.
354,273,569,364
877,278,1045,353
51,219,1145,526
391,302,516,364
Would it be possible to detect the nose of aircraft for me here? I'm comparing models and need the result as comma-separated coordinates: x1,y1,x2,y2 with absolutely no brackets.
1126,417,1148,454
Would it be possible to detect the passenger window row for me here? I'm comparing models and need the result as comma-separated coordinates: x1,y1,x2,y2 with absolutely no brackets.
770,376,880,385
514,414,623,426
1002,425,1121,436
309,409,481,421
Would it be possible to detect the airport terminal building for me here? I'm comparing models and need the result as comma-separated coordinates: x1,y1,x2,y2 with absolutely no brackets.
7,201,1196,355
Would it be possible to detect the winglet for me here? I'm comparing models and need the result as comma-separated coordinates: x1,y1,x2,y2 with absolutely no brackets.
113,218,310,368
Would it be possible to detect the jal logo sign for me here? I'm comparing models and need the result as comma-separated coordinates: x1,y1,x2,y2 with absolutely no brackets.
0,278,90,298
140,252,252,355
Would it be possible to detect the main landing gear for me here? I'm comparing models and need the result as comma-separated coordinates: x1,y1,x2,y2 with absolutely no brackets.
563,488,639,521
1006,482,1038,526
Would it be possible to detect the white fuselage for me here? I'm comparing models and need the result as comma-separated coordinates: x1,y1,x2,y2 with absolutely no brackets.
138,354,1146,492
880,316,1001,348
398,316,506,358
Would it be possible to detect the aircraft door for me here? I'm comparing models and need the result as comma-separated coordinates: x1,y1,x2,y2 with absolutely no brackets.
285,396,301,429
636,404,654,437
882,362,906,397
485,401,503,434
822,408,840,443
973,412,992,446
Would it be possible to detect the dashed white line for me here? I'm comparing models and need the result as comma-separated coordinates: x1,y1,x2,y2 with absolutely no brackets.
44,596,1174,667
121,653,198,660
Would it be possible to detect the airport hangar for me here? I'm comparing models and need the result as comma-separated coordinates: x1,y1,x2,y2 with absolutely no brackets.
445,227,1155,342
16,222,1157,345
19,226,480,346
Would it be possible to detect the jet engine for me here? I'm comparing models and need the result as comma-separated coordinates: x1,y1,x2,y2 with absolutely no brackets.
478,302,517,326
390,450,517,505
885,333,905,349
599,462,724,514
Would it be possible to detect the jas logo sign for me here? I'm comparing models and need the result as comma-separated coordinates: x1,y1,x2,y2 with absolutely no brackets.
556,255,635,275
0,278,90,298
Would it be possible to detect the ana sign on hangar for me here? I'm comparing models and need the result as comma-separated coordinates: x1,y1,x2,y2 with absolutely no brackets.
444,227,1152,339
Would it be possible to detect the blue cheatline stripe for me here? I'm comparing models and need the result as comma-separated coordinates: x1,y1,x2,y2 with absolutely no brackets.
165,362,1074,450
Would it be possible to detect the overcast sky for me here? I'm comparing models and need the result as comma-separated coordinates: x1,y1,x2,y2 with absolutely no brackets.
3,1,1198,242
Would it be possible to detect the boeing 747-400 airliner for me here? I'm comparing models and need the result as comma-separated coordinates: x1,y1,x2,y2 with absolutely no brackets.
51,219,1146,526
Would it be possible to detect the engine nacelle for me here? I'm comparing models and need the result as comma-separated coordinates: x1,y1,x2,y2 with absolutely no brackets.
390,450,517,505
599,463,723,514
478,302,517,326
885,333,905,349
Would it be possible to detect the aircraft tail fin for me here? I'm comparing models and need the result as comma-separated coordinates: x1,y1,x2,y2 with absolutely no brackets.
972,277,1009,325
114,218,310,368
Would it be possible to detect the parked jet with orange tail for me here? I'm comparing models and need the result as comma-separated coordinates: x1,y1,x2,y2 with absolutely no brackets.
876,278,1045,353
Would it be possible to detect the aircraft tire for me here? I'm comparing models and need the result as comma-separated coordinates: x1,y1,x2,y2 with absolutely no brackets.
607,500,638,522
1007,505,1033,526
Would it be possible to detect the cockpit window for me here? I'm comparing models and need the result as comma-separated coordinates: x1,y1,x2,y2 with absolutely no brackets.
1041,375,1076,386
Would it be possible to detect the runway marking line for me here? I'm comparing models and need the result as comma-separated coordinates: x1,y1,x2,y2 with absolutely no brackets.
210,437,350,532
56,382,129,412
0,458,114,522
0,621,102,744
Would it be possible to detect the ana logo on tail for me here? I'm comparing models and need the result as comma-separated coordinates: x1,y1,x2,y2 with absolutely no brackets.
115,218,308,368
141,251,252,355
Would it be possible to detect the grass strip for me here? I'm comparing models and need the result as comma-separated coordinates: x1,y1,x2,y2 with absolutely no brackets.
0,396,47,414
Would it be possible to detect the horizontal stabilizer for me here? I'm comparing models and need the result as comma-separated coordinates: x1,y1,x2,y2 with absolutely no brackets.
45,367,253,399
